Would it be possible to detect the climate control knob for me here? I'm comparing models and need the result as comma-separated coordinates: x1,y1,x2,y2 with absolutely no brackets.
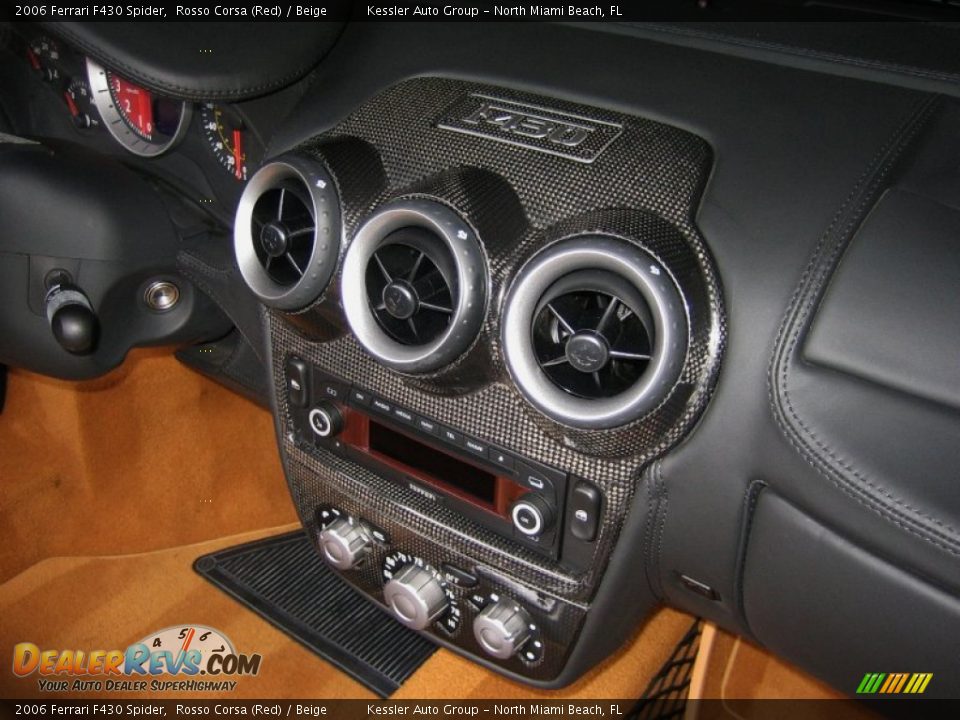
318,518,370,570
473,600,533,660
383,564,448,631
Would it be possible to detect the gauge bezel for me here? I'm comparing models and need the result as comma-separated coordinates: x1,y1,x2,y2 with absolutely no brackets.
86,58,192,158
200,102,253,181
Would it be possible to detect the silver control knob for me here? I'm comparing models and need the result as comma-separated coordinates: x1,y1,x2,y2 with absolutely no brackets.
318,518,370,570
308,401,344,438
473,600,533,660
510,495,554,537
383,564,448,631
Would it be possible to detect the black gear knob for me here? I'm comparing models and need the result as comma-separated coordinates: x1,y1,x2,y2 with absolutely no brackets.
45,283,99,355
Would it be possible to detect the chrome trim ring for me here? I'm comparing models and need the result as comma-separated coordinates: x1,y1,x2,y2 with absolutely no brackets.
86,58,192,158
502,236,689,430
341,199,488,374
233,156,340,310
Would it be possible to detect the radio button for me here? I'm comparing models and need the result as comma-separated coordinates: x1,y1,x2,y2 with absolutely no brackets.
312,369,346,402
516,461,559,494
392,406,416,425
349,387,372,407
463,438,488,459
440,427,463,447
416,416,440,435
489,449,515,472
371,397,392,415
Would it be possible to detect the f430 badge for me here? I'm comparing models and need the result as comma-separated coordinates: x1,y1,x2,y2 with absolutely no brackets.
437,94,622,163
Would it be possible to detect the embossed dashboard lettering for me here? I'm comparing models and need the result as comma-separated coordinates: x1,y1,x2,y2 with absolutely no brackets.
460,102,593,147
437,94,622,163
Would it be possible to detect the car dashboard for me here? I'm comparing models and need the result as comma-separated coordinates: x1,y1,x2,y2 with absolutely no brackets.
1,15,960,701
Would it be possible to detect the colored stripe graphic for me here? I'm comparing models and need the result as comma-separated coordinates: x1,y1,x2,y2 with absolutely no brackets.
857,672,932,694
878,674,895,694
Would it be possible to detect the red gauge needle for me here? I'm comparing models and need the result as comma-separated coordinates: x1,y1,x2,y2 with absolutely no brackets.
232,129,243,180
63,91,79,118
181,627,196,653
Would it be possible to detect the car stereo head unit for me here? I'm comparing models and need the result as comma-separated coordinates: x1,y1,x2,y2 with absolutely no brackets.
284,356,603,570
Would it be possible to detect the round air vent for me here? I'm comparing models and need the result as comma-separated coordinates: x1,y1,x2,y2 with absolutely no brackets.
341,199,487,374
502,236,688,429
234,156,340,310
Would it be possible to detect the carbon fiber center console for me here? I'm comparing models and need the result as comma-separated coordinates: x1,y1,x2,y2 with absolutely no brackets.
240,78,724,686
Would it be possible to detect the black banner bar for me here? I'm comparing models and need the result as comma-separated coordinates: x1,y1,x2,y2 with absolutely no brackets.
4,0,960,23
3,699,960,720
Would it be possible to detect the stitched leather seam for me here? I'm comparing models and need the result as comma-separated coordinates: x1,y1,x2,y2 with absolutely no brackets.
768,94,960,555
641,463,660,599
734,479,767,638
637,23,960,85
653,461,668,600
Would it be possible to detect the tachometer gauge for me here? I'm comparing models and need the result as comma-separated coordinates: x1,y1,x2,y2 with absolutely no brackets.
200,103,260,181
86,58,191,157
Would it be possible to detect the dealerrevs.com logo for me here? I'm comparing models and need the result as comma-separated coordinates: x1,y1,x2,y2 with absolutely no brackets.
12,625,262,693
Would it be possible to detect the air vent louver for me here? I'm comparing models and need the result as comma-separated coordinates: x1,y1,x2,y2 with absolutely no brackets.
234,156,341,310
364,228,456,346
533,283,653,400
502,237,688,430
251,185,315,288
341,199,488,374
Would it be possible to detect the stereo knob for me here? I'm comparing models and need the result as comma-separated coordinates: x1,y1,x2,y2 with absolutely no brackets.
510,495,554,537
473,600,533,660
308,401,344,438
383,564,448,631
318,518,370,570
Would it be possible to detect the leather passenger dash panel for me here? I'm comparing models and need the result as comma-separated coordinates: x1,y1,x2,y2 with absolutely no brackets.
805,189,960,410
743,492,960,697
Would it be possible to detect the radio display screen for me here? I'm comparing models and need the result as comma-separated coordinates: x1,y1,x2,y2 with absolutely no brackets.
368,420,496,504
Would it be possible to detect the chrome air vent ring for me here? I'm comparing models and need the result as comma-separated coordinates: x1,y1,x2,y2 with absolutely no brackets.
341,198,488,374
234,156,341,310
502,236,688,430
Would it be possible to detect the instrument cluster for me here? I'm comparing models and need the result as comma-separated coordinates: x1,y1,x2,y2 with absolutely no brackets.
16,31,264,196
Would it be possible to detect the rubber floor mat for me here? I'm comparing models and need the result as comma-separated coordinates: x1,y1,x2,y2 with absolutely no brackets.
194,530,436,697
